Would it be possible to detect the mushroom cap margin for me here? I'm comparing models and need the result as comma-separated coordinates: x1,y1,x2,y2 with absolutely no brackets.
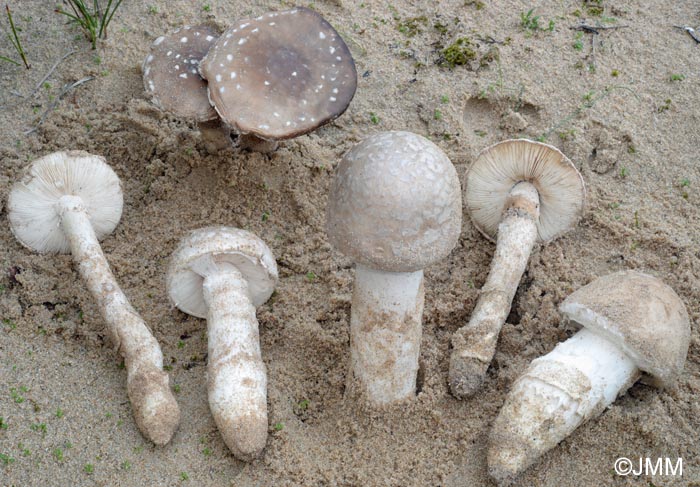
167,226,278,318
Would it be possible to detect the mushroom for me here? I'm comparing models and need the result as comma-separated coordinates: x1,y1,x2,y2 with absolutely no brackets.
200,7,357,152
143,25,231,153
488,271,690,485
7,151,180,445
449,139,586,398
326,131,462,406
166,227,277,460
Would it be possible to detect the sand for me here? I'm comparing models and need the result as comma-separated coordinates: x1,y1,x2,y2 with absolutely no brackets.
1,0,699,486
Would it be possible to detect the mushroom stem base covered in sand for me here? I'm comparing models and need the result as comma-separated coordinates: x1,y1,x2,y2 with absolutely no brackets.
237,133,279,154
450,182,539,398
59,195,180,445
349,265,424,406
202,263,268,461
488,328,639,485
198,120,232,154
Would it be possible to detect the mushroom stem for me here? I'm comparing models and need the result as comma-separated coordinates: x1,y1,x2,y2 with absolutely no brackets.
450,181,540,398
238,133,279,153
202,262,267,460
349,264,424,406
198,120,232,154
488,328,639,485
58,195,180,446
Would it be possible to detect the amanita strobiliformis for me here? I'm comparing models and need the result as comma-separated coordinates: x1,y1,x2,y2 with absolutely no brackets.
449,139,586,398
488,271,690,485
8,151,180,445
167,227,277,460
326,131,462,406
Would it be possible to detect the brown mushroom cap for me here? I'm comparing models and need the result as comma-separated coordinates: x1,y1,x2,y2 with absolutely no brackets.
559,270,690,389
143,25,219,122
465,139,586,243
200,7,357,140
326,131,462,272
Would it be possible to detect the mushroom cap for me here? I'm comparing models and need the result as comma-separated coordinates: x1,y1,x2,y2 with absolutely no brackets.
326,131,462,272
559,270,690,389
167,227,278,319
8,151,123,254
143,25,219,122
465,139,585,243
200,7,357,140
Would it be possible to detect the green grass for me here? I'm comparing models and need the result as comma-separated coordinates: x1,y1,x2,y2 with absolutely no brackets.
56,0,125,49
2,5,30,68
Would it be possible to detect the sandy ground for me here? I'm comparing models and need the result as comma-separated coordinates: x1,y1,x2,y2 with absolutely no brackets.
1,0,699,486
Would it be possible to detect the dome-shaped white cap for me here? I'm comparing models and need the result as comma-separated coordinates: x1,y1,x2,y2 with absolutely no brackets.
167,226,278,319
8,151,123,254
465,139,585,243
326,131,462,272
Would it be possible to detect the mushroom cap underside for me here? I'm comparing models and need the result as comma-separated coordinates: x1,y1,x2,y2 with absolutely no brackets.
200,7,357,140
559,270,690,389
8,151,123,254
143,24,219,122
167,226,278,318
465,139,586,243
326,131,462,272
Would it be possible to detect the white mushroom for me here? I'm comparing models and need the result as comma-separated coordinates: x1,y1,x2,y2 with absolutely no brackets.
7,151,180,445
167,227,277,460
449,139,586,398
488,271,691,485
326,131,462,406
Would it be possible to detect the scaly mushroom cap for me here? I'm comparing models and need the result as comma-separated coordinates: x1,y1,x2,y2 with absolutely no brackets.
465,139,585,243
8,151,123,254
560,270,690,389
200,7,357,140
326,131,462,272
143,25,219,122
167,227,278,319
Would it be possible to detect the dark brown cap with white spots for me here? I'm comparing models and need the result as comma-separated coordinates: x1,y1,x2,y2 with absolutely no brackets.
143,25,219,122
200,7,357,140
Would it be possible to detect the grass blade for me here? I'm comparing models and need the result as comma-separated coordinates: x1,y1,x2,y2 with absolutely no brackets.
0,54,20,66
5,4,29,68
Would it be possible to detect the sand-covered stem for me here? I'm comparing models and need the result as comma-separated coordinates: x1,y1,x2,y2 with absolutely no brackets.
449,182,540,398
202,263,268,460
59,195,180,445
488,328,639,485
349,265,424,406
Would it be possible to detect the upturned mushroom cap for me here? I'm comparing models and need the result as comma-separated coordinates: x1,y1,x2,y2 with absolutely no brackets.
8,151,123,254
143,25,219,122
200,7,357,140
167,227,278,319
326,131,462,272
559,270,690,389
465,139,585,243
